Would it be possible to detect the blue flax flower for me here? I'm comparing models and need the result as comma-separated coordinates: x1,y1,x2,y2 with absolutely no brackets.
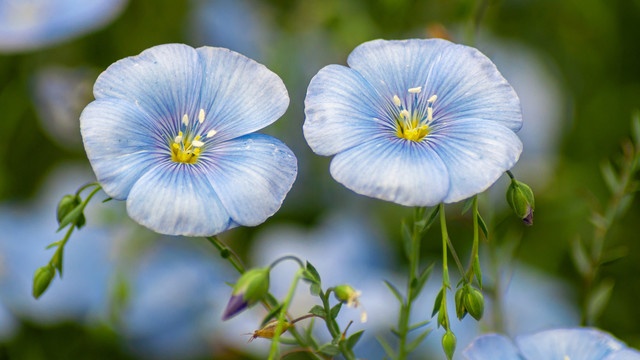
80,44,297,236
0,0,128,53
304,39,522,206
463,328,640,360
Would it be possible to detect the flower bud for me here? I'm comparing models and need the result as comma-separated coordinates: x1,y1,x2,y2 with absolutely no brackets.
32,264,56,299
334,284,367,322
454,286,467,320
463,287,484,321
442,330,457,360
56,195,80,224
222,267,270,320
506,180,535,225
247,319,292,342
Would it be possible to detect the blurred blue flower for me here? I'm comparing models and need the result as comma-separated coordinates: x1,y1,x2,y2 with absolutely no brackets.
304,39,523,206
0,0,128,53
463,328,640,360
80,44,297,236
0,165,115,331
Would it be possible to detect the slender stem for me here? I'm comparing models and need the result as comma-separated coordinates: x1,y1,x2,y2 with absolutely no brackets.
269,269,303,360
269,255,305,270
505,170,515,180
446,237,466,280
468,196,480,284
440,204,450,289
321,289,340,338
75,182,100,196
397,207,423,360
205,236,245,273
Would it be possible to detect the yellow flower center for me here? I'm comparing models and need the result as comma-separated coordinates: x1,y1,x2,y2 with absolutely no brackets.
393,87,437,142
170,109,216,164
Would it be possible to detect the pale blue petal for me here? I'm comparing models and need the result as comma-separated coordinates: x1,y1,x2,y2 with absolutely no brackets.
199,134,297,226
94,44,203,138
126,163,232,236
605,349,640,360
516,328,625,360
329,138,449,206
80,98,167,200
347,39,522,132
304,64,394,156
427,119,523,203
463,334,522,360
195,47,289,142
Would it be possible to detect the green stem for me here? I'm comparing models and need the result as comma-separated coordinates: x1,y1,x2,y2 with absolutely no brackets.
397,207,423,360
75,182,100,196
269,255,305,270
269,269,303,360
439,204,451,330
467,196,480,284
205,236,245,273
321,289,340,338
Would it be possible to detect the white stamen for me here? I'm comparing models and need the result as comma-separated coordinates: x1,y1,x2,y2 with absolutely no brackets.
428,94,438,103
182,114,189,126
400,109,410,119
408,86,422,94
393,95,402,107
198,109,205,123
192,140,204,148
206,129,217,138
174,135,183,143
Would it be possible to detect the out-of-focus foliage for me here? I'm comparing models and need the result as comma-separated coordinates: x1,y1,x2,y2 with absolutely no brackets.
1,0,639,359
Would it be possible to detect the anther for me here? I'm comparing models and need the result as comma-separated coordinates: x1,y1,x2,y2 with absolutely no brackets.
206,129,217,138
400,109,410,119
408,86,422,94
198,109,205,124
192,140,204,148
428,94,437,103
393,95,402,107
182,114,189,126
174,131,183,144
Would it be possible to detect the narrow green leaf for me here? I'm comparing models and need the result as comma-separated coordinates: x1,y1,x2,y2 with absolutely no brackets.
431,288,443,317
587,279,615,323
56,203,84,232
571,237,591,277
346,330,364,350
44,241,60,250
473,256,483,288
406,328,433,353
261,304,283,327
401,221,413,260
302,269,320,284
308,305,326,318
601,162,620,193
318,343,340,356
421,206,440,233
310,283,321,296
330,303,342,319
52,248,64,276
589,213,609,231
377,336,396,360
408,320,430,332
390,328,401,337
461,197,474,214
305,261,321,283
410,262,434,301
477,213,489,239
383,280,404,304
600,246,628,266
102,197,113,203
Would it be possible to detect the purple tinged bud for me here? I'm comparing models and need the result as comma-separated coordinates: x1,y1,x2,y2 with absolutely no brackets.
222,293,249,320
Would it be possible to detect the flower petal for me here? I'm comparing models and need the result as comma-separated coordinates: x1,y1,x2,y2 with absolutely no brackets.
198,134,297,226
304,64,394,156
516,328,625,360
126,163,232,236
80,98,167,200
329,137,449,206
427,119,523,203
462,334,521,360
347,39,522,132
195,47,289,142
94,44,203,137
605,349,640,360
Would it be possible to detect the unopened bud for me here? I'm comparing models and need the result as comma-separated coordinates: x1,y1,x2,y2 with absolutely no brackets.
56,195,80,224
222,267,270,320
464,287,484,321
334,284,367,322
32,264,55,299
442,330,457,360
506,180,535,225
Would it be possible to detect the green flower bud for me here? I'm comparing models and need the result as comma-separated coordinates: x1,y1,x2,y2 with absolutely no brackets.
506,180,535,225
442,330,457,360
334,284,367,322
455,286,467,320
56,195,80,224
464,287,484,321
222,267,270,320
32,264,56,299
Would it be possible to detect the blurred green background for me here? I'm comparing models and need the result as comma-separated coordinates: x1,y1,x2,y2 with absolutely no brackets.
0,0,639,359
